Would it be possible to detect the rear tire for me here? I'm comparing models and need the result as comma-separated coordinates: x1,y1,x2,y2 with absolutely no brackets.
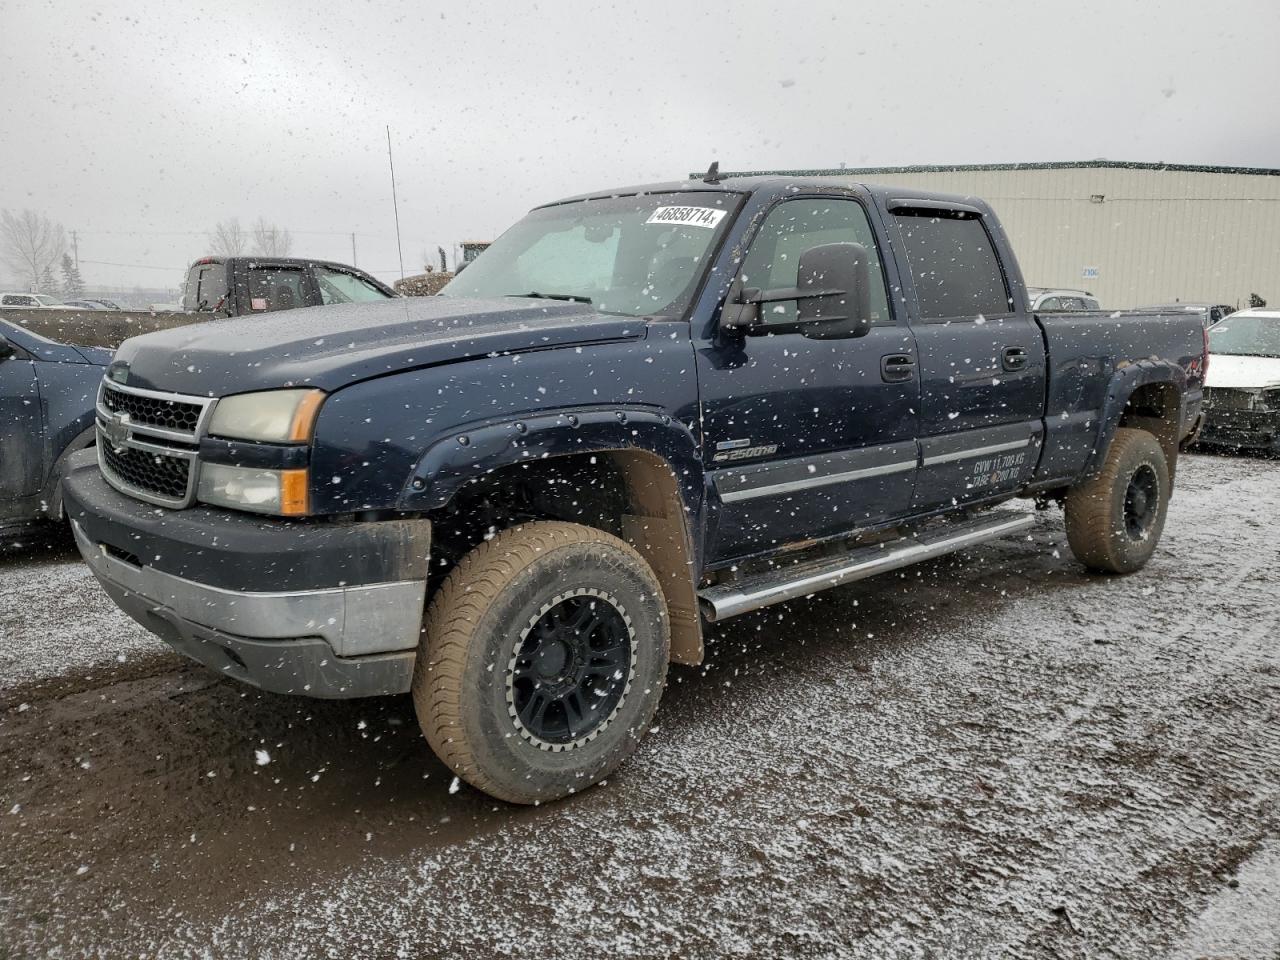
413,521,670,804
1064,427,1170,574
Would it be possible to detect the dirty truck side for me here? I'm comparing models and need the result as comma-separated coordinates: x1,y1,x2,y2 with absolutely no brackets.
63,177,1207,804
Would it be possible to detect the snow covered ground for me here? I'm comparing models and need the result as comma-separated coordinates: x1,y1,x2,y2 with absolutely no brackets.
1,452,1277,959
0,531,164,690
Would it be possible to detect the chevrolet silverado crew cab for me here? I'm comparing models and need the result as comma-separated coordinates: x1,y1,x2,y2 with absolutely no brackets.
64,174,1207,804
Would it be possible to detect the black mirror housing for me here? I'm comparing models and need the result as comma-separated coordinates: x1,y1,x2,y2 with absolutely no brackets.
796,242,872,339
720,242,874,338
0,333,15,360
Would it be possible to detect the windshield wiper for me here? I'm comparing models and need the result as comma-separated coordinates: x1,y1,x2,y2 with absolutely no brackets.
508,291,592,304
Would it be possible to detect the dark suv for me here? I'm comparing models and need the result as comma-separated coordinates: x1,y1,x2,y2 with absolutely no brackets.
183,257,397,316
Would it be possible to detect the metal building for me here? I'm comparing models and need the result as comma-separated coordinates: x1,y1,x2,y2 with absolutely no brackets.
721,162,1280,310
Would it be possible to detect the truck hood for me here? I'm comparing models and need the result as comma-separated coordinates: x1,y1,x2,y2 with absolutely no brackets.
112,297,646,395
1206,353,1280,390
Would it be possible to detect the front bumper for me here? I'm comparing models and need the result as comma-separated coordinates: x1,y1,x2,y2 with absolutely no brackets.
1197,409,1280,453
62,453,431,698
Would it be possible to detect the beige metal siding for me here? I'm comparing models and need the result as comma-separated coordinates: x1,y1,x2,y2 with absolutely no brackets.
847,168,1280,309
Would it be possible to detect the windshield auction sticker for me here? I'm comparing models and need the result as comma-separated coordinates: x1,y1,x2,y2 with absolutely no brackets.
645,206,727,228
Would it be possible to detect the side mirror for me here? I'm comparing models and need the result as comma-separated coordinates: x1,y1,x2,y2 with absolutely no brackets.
454,260,470,275
0,333,15,360
720,242,873,338
795,242,872,339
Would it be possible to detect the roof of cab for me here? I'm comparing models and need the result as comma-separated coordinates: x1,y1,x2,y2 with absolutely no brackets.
540,176,993,213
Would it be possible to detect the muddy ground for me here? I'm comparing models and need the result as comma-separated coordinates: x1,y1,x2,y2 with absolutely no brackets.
1,452,1278,960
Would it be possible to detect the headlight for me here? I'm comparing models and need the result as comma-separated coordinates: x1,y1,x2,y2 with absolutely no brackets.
197,463,309,516
207,389,325,443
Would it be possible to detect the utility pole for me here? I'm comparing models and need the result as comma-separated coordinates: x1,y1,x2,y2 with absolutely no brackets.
386,125,405,281
71,230,80,270
351,232,357,267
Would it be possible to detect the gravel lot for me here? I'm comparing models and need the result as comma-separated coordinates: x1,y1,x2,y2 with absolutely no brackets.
1,451,1278,959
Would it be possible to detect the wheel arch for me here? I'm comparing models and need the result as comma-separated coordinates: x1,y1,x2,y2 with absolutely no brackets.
43,423,97,519
401,408,706,665
1085,361,1186,485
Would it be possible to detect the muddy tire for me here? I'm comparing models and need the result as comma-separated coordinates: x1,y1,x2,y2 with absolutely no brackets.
1064,427,1170,574
413,521,670,804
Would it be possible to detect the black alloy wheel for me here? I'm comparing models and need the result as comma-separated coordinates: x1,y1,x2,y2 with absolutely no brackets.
1123,463,1160,539
509,589,634,750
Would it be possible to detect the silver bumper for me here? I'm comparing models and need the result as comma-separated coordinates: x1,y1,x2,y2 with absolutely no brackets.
72,520,426,658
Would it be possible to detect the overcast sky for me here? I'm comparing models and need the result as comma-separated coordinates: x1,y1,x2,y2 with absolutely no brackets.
3,0,1277,292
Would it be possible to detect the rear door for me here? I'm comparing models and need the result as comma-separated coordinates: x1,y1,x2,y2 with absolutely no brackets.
889,202,1046,511
695,192,920,563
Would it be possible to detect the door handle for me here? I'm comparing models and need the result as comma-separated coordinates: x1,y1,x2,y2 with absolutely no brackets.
880,353,915,383
1002,347,1029,372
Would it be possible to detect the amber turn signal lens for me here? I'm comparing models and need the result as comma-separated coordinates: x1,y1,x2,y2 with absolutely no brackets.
288,390,327,443
279,469,310,516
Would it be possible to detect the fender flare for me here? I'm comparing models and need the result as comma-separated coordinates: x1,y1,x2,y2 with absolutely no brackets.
1083,359,1187,479
397,406,704,516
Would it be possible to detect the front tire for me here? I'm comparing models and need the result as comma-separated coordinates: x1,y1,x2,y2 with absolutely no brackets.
413,521,670,804
1064,427,1171,574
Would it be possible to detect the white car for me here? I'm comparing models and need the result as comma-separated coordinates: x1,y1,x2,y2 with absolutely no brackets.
1199,308,1280,452
0,292,63,308
1026,287,1101,311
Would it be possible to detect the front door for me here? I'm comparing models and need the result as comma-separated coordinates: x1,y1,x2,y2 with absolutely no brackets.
695,195,920,564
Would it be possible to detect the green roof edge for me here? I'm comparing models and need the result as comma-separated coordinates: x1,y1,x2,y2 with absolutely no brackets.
692,160,1280,179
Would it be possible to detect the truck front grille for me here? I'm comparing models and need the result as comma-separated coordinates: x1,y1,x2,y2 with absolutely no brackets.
1203,387,1265,412
96,379,210,507
100,439,194,504
101,383,204,434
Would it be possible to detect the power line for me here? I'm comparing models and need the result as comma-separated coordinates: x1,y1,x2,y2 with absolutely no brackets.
73,228,388,237
80,258,184,271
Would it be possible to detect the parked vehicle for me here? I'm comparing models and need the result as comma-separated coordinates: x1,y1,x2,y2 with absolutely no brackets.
1026,287,1100,311
1136,302,1234,328
0,292,63,308
182,257,397,316
1196,308,1280,453
64,175,1206,804
0,320,109,533
60,299,111,311
85,298,124,310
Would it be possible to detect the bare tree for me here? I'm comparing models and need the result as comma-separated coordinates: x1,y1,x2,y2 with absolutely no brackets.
0,209,66,290
208,218,249,257
251,217,293,257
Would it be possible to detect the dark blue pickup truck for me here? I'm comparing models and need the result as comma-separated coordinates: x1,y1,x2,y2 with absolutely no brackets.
0,319,110,533
63,175,1206,803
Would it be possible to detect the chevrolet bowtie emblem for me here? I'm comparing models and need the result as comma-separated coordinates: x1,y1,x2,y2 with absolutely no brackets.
102,411,131,447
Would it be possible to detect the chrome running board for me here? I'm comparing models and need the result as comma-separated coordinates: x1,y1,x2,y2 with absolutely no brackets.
698,511,1036,622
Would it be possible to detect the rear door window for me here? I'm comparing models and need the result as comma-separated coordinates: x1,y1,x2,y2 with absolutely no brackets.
245,266,307,312
313,266,392,304
894,211,1011,321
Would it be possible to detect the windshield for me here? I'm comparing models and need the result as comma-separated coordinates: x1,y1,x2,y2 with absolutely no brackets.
440,192,739,317
1208,314,1280,357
